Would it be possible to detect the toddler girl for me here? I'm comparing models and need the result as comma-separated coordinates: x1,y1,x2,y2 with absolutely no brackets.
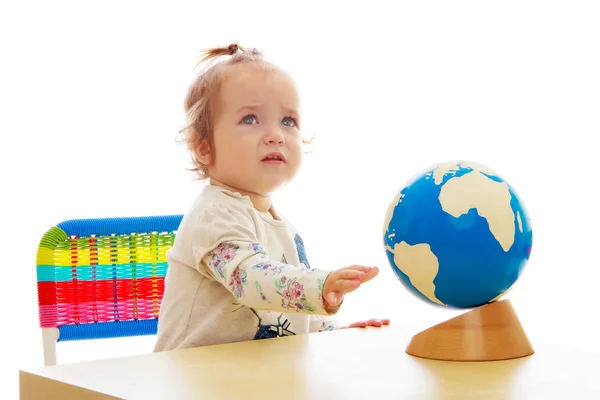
154,43,388,351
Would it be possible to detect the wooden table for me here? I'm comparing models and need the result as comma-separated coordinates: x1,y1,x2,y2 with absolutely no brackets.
19,326,600,399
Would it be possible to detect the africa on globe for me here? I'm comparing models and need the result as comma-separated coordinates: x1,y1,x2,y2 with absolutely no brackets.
383,161,533,309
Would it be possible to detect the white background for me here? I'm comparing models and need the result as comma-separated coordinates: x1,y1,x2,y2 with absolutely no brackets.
1,0,599,398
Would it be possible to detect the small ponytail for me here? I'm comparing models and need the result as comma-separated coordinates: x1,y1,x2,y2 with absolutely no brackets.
195,43,264,70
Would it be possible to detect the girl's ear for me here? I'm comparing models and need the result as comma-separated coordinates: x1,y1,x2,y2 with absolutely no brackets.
196,139,212,165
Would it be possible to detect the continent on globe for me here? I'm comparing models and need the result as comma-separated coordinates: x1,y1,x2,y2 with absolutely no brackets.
384,241,444,305
383,161,532,309
439,167,516,252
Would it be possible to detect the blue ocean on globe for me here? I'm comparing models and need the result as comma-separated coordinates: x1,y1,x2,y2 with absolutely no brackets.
383,161,533,309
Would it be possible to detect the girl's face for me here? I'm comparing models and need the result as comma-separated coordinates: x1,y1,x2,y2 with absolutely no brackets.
202,64,303,197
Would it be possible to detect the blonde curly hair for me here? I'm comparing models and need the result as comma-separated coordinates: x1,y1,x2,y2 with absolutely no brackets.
178,43,312,180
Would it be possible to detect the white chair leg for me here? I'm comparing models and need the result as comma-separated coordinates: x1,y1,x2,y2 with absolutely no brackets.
42,327,59,366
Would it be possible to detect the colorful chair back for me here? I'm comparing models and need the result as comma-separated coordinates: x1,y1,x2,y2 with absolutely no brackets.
36,215,182,365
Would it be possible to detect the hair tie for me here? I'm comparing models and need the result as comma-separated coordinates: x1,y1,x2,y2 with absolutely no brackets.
228,43,238,55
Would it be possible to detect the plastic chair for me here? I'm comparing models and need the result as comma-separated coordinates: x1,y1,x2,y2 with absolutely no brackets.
35,215,182,366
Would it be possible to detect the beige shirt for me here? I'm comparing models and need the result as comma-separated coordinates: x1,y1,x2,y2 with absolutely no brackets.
154,185,338,351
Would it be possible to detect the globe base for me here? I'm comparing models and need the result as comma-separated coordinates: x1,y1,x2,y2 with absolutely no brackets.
405,299,534,361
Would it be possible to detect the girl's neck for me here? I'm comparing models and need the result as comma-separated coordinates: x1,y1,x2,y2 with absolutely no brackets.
209,178,272,213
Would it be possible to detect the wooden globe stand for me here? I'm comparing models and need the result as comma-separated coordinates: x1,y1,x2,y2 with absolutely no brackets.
406,299,534,361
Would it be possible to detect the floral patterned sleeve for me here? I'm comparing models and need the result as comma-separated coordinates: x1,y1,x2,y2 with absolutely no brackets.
203,241,334,315
192,202,336,316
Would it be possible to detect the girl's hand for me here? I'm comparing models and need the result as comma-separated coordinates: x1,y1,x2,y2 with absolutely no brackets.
347,318,391,328
322,265,379,312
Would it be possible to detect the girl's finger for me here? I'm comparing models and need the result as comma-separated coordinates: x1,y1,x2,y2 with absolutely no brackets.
337,270,365,281
367,319,383,327
347,265,377,274
335,279,362,294
360,267,379,282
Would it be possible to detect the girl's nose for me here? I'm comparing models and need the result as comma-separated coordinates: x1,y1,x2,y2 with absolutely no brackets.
265,128,285,144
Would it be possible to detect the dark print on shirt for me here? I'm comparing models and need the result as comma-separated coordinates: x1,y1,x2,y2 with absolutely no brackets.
294,234,311,269
251,309,296,340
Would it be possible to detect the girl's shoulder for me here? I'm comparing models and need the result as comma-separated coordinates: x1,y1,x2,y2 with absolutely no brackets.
186,185,262,233
192,184,256,215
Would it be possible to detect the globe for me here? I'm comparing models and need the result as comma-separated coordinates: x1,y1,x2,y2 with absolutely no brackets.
383,161,532,309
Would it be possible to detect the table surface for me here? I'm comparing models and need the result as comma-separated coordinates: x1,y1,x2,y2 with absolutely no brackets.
19,326,600,399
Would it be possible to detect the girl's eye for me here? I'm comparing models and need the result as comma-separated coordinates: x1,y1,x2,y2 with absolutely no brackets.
241,115,258,124
282,117,296,127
